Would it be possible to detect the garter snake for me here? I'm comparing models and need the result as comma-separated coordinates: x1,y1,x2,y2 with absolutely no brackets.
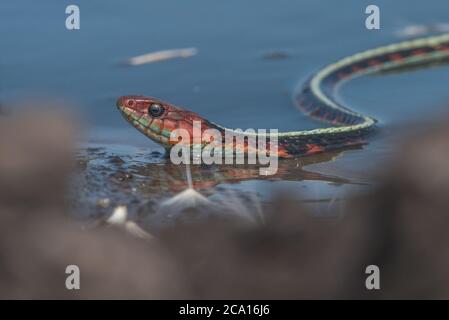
117,34,449,158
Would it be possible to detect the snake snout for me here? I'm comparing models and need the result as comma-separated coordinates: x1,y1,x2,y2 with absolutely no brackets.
116,97,125,110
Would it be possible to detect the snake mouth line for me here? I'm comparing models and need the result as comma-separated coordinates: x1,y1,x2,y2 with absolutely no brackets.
118,105,170,146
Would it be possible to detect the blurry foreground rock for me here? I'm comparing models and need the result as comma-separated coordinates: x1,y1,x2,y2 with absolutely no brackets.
0,111,182,299
1,110,449,299
349,121,449,299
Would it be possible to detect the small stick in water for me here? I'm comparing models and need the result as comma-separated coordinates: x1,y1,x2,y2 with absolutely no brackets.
125,48,198,66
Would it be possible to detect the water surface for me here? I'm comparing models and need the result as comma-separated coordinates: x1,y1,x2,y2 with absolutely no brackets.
2,0,448,225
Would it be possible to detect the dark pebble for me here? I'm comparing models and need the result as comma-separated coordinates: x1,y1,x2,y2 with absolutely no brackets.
109,156,125,165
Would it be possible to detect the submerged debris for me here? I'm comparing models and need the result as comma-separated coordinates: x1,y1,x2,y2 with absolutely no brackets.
395,23,449,38
96,198,111,208
262,51,289,60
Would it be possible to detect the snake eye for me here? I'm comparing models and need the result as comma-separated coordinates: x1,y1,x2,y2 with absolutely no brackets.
148,103,165,118
127,99,135,107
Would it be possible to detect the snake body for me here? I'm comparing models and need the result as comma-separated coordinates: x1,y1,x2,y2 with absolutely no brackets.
117,34,449,158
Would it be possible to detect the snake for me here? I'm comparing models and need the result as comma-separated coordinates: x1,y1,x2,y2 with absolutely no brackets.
117,34,449,158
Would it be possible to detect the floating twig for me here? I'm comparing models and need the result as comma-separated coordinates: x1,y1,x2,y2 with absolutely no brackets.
125,47,198,66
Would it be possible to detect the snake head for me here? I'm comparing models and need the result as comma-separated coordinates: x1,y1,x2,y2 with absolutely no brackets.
116,95,213,148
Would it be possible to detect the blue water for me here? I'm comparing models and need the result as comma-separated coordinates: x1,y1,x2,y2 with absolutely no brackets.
2,0,448,128
1,1,449,211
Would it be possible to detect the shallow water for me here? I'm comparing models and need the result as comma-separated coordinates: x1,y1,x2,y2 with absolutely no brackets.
2,1,449,226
